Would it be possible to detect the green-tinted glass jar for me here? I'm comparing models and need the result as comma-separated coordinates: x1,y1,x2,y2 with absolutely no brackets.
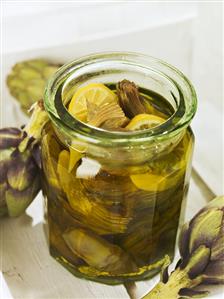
42,52,197,284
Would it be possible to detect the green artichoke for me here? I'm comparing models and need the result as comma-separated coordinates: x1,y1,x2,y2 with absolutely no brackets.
7,59,61,114
142,196,224,299
0,101,49,217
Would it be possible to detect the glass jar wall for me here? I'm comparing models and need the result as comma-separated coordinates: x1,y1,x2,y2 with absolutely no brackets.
42,52,197,284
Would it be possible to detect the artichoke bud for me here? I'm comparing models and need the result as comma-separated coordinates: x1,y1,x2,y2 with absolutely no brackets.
188,208,223,253
0,130,22,184
0,100,49,217
178,222,190,262
210,225,224,261
185,245,210,279
179,196,224,285
178,288,209,298
6,176,40,217
0,181,7,199
0,128,23,149
203,259,224,284
141,196,224,299
7,59,61,114
0,148,15,183
32,143,42,169
7,149,36,191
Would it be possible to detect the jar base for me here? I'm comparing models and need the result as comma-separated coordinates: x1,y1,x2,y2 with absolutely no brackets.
50,247,171,285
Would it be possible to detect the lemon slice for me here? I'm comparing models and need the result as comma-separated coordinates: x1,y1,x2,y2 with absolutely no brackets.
130,172,181,192
130,134,190,192
128,114,187,192
126,114,165,131
68,83,118,122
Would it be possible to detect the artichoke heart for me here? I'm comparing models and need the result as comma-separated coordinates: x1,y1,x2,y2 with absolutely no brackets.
88,101,129,129
49,218,82,266
57,150,132,234
63,228,138,274
116,79,147,118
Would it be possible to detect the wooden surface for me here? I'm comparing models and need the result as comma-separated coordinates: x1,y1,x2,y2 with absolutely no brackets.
0,170,223,299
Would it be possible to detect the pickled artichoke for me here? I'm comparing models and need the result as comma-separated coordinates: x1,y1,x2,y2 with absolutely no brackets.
41,125,62,190
63,228,138,274
117,79,147,118
57,150,132,235
88,101,129,129
142,196,224,299
7,59,60,114
48,217,82,266
122,187,182,266
0,101,49,217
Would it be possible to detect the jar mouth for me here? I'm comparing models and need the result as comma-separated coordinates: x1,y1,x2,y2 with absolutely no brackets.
44,52,197,146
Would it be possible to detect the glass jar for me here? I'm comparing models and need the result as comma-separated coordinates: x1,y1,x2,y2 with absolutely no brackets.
42,52,197,284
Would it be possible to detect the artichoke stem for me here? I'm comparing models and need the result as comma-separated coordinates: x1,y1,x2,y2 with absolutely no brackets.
19,100,49,152
142,268,202,299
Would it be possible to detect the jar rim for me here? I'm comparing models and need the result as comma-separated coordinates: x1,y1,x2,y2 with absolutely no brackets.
44,52,197,146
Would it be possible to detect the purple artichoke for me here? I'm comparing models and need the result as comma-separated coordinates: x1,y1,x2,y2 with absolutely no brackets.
142,196,224,299
0,101,48,217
